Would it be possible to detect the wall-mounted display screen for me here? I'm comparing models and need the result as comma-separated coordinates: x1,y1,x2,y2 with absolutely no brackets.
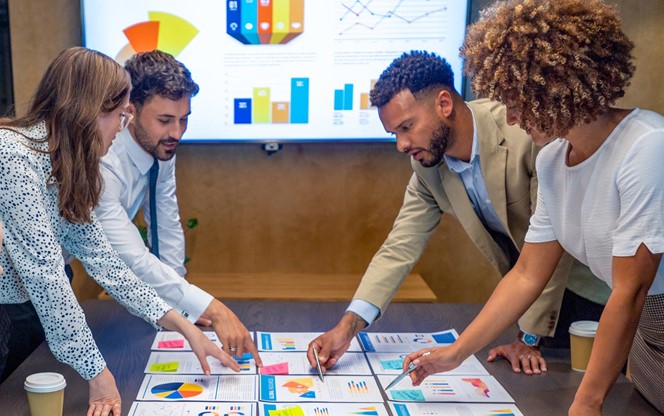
82,1,469,142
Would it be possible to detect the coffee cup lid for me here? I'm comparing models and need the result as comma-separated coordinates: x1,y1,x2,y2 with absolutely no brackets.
569,320,599,337
24,372,66,393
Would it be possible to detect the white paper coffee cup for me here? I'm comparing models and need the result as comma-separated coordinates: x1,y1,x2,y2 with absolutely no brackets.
24,372,66,416
569,321,599,372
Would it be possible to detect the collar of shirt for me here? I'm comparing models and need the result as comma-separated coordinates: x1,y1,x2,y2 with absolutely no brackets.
116,128,155,176
443,106,479,173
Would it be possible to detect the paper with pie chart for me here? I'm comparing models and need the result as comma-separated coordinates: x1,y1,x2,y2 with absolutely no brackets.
145,351,256,375
377,375,514,403
260,351,371,375
358,330,458,352
261,402,390,416
137,374,258,401
259,375,383,402
129,401,257,416
388,402,524,416
257,331,362,352
366,352,489,376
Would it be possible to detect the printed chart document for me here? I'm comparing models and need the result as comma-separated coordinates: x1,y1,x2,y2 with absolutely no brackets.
260,352,372,375
129,401,257,416
261,402,390,416
151,331,223,351
358,330,458,352
366,352,489,376
377,375,514,403
136,374,258,402
145,351,256,375
259,375,383,402
389,402,524,416
257,332,362,352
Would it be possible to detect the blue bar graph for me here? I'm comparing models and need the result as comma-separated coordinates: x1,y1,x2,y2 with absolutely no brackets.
334,89,344,111
290,77,309,124
234,98,252,124
343,83,353,110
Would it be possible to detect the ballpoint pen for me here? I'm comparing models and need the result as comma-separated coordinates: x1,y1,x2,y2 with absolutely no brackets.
312,347,325,382
385,351,431,390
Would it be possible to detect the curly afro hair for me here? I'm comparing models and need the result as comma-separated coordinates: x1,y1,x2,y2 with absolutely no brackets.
370,50,455,108
461,0,634,137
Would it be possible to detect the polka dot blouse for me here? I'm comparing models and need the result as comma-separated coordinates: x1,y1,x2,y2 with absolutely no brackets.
0,122,171,380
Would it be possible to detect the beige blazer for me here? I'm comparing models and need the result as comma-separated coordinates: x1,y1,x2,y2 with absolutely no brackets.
354,99,574,336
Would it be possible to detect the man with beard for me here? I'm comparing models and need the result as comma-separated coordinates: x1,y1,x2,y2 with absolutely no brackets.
307,51,609,375
95,50,261,364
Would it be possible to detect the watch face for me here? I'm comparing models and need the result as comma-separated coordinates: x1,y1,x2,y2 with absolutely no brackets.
523,333,538,346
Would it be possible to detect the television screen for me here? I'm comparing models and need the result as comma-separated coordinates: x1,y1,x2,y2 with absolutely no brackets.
82,1,470,143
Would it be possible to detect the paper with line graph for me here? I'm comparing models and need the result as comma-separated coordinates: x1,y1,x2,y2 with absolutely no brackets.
378,375,514,403
389,402,524,416
257,331,362,352
259,374,383,402
366,352,489,376
358,330,458,352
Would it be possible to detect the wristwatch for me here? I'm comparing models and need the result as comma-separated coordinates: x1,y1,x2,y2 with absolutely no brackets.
518,330,542,347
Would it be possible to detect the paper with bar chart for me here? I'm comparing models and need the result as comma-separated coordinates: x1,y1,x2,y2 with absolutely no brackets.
144,351,256,375
378,375,514,403
261,402,391,416
366,352,489,376
358,330,459,352
129,402,257,416
259,375,383,402
389,402,525,416
137,374,258,401
257,332,362,352
260,351,372,375
82,0,469,141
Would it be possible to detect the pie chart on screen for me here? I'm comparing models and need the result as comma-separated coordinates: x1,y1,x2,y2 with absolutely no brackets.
150,381,204,399
115,11,198,62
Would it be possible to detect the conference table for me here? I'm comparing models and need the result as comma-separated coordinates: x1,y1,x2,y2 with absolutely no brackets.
0,300,658,415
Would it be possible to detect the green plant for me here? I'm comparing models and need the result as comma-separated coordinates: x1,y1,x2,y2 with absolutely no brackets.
133,214,199,264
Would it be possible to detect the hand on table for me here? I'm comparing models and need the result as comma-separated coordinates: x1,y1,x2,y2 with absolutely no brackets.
87,368,121,416
487,340,547,375
204,299,263,366
307,312,366,371
569,398,602,416
403,347,464,386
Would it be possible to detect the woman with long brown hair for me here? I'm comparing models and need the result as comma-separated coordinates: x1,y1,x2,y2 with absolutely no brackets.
0,47,239,416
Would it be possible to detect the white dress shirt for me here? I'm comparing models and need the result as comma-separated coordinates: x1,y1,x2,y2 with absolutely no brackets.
96,129,213,323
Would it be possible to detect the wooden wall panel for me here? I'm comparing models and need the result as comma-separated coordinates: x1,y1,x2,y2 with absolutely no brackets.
7,0,663,304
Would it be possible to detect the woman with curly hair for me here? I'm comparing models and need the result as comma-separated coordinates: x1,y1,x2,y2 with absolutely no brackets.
399,0,664,414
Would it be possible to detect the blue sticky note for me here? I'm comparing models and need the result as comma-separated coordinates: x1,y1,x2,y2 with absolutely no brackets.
381,359,404,370
391,389,425,401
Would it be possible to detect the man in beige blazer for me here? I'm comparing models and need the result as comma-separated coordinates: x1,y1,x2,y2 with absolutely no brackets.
308,51,609,375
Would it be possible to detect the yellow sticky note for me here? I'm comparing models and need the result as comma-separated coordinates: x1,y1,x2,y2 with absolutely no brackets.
149,361,180,372
269,406,305,416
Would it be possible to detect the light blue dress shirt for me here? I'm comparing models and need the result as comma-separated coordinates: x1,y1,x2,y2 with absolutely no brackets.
349,109,509,326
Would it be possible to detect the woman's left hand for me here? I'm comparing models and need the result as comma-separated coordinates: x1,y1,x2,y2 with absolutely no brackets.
403,346,464,385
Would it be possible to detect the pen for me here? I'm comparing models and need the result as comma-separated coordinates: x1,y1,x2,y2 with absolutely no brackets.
385,351,430,390
312,347,324,382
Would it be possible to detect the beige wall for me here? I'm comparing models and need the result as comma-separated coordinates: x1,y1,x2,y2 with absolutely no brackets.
8,0,664,303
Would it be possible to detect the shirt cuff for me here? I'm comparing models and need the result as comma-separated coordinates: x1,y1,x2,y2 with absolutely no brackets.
175,284,214,324
347,299,380,327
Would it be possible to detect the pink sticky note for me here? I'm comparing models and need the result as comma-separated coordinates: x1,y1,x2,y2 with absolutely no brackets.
260,362,289,375
158,339,185,349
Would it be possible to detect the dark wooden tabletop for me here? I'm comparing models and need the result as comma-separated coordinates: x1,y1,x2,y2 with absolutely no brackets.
0,300,658,415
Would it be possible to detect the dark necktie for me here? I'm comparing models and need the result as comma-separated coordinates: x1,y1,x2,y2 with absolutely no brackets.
149,158,160,259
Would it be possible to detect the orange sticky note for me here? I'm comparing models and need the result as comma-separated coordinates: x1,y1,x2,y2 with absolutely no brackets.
260,362,289,375
158,339,185,349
